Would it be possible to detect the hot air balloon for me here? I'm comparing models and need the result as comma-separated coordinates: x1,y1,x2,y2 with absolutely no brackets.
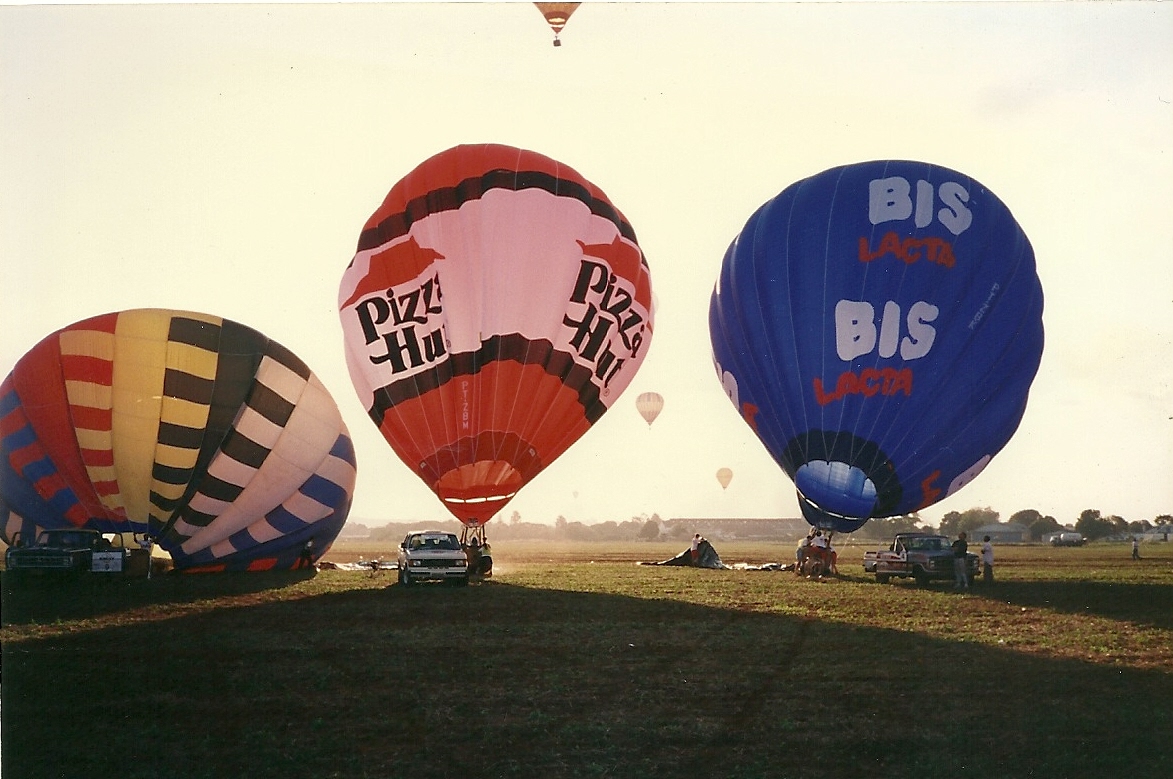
635,391,664,427
716,467,733,490
534,2,580,46
0,309,357,572
339,143,653,545
709,161,1043,533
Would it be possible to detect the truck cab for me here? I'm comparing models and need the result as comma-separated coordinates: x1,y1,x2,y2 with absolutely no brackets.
5,528,127,576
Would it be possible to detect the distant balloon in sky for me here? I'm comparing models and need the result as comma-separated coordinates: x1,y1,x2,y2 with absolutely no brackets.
716,467,733,490
709,161,1044,533
635,391,664,427
0,309,357,571
339,143,653,531
534,2,580,46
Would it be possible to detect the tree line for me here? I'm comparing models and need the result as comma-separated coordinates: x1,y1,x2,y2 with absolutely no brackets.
354,512,673,543
346,508,1172,544
886,507,1172,542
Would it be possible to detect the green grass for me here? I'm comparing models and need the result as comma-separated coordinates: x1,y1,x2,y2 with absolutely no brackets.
3,541,1171,778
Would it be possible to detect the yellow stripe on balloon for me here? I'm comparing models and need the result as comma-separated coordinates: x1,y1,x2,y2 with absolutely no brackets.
149,323,221,523
110,310,171,524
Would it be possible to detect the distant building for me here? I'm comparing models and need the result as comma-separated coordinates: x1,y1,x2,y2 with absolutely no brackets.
337,522,372,539
972,522,1028,543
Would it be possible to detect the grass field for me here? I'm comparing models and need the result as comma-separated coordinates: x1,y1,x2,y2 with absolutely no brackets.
3,540,1172,778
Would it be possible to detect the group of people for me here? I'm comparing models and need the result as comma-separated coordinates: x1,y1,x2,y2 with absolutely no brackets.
795,528,838,575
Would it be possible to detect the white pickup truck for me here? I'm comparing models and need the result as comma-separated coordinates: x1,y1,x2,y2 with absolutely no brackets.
396,531,469,586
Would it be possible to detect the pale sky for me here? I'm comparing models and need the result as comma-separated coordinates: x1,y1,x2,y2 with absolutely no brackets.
2,1,1171,530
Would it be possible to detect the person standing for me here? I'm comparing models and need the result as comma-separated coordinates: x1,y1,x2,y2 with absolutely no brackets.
1132,537,1140,560
140,534,154,580
952,531,969,590
690,533,702,564
796,528,814,569
981,535,994,584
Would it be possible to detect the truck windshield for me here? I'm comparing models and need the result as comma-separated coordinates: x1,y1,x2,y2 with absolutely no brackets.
907,538,944,551
415,536,460,550
37,532,93,548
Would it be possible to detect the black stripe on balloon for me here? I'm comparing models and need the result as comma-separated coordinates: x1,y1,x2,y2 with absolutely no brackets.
168,316,222,352
367,334,605,427
150,463,191,487
157,421,205,450
157,319,266,538
264,339,312,381
357,169,639,254
219,428,270,470
163,370,215,405
171,506,215,534
247,383,296,427
192,473,246,503
780,430,904,518
149,489,184,513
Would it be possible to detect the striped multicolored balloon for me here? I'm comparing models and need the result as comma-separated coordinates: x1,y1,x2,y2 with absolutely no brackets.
0,309,356,572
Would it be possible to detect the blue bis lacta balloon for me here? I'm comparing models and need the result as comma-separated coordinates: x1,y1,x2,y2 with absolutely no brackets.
709,161,1044,533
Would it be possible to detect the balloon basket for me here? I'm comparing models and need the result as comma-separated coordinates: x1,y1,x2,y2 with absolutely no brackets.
461,525,493,579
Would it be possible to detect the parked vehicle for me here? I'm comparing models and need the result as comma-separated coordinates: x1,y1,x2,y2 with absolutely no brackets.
863,533,979,585
396,531,469,586
1049,532,1086,547
5,528,127,577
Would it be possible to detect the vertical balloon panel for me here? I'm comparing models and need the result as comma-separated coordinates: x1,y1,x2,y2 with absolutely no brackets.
339,144,654,528
0,309,356,571
710,161,1043,532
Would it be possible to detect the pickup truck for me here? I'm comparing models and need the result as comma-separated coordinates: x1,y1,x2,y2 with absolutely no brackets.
396,530,469,586
4,528,127,577
862,533,979,586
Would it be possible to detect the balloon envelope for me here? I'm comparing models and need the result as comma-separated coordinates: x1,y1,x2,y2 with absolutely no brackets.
0,309,356,571
635,391,664,427
339,143,653,527
716,467,733,490
709,161,1043,532
534,2,580,45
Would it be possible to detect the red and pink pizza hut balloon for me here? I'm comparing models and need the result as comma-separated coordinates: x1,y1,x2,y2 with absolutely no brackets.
339,144,654,541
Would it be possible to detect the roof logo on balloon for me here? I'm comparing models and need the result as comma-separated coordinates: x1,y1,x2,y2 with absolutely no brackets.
340,236,446,309
562,254,649,390
858,232,956,268
868,175,973,236
352,271,447,376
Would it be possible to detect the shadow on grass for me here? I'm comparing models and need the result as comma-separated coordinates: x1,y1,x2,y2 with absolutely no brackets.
3,579,1171,779
971,580,1173,631
0,568,317,624
855,573,1173,631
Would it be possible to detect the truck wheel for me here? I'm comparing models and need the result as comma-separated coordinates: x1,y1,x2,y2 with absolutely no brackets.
398,566,412,586
876,573,891,584
913,567,930,586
